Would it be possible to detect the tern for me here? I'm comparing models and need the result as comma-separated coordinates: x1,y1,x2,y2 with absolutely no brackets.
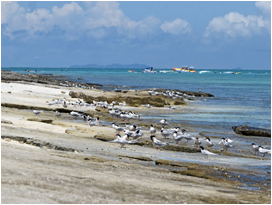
160,126,172,139
131,129,144,139
70,111,82,118
55,111,61,118
200,146,217,158
258,146,271,158
194,137,202,147
119,101,126,107
219,138,234,151
150,135,169,150
46,101,55,107
127,124,137,131
109,134,137,148
111,123,125,134
204,137,214,148
251,143,260,155
150,124,157,134
159,119,168,125
173,131,185,144
182,129,195,142
32,108,43,116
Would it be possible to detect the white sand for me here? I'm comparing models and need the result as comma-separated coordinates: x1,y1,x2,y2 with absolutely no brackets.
1,81,270,204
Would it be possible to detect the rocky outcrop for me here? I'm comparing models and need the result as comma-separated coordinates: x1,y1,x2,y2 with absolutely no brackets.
232,125,271,137
1,135,79,152
69,91,185,107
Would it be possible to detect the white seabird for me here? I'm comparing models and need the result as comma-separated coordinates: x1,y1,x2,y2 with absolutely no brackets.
111,123,125,134
200,146,217,158
150,124,157,134
258,146,271,158
109,134,137,148
194,137,202,147
172,131,185,144
219,138,234,151
32,108,43,116
55,111,61,118
159,119,168,125
131,129,144,140
150,135,169,150
251,143,260,155
182,129,195,142
160,126,172,139
204,137,214,148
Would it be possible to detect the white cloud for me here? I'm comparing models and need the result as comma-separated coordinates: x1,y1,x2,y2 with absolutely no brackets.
160,18,191,35
1,1,161,41
204,3,271,38
255,1,271,16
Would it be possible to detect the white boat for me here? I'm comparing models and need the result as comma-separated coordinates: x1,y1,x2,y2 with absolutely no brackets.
143,67,156,73
159,70,172,73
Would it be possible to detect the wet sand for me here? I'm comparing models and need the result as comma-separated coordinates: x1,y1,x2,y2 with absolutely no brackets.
1,71,271,203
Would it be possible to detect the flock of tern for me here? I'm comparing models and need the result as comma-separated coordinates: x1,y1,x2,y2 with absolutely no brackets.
30,92,271,159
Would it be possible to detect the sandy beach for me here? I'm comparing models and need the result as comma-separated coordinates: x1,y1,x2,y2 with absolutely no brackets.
1,71,271,204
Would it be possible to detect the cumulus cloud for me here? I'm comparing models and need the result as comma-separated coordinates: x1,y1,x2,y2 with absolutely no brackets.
255,1,271,16
1,1,161,41
204,2,271,38
160,18,191,35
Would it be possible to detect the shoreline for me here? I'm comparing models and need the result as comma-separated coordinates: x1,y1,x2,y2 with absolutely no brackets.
1,70,271,203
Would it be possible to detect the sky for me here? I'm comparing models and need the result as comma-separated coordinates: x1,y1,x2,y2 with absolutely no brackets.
1,1,271,69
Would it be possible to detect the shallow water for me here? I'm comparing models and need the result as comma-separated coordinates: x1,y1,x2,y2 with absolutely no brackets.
4,67,271,150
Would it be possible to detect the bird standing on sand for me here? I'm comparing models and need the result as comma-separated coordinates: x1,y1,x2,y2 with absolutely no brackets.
127,124,137,131
258,146,271,158
119,101,126,107
159,119,168,125
182,129,195,142
251,143,260,155
32,108,43,116
131,129,144,140
150,135,169,150
62,101,68,108
55,111,61,118
70,111,82,118
194,137,202,147
109,134,137,148
173,131,185,144
111,123,125,134
150,124,157,134
46,101,55,107
200,146,217,158
219,138,234,151
204,137,214,148
160,126,172,139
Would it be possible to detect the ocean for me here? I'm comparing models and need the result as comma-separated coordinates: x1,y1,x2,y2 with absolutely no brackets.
5,67,271,134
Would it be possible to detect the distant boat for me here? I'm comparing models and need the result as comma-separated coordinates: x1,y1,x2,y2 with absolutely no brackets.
199,71,211,74
128,70,136,73
159,70,172,73
143,67,156,73
173,66,196,73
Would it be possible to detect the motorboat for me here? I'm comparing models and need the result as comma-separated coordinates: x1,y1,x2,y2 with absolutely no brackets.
143,67,156,73
173,66,196,73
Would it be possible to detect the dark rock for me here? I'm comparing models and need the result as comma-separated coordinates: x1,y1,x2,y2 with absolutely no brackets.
232,125,271,137
94,134,116,142
118,155,153,161
27,118,54,124
1,135,78,152
1,120,13,124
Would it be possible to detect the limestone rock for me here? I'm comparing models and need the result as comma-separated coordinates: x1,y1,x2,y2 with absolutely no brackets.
232,125,271,137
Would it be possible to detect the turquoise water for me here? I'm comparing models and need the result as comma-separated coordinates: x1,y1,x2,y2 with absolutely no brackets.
3,67,271,131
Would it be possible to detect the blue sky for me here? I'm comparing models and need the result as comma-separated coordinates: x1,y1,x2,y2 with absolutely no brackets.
1,1,271,69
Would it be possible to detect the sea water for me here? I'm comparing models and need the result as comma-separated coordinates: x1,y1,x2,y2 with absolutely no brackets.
4,67,271,133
